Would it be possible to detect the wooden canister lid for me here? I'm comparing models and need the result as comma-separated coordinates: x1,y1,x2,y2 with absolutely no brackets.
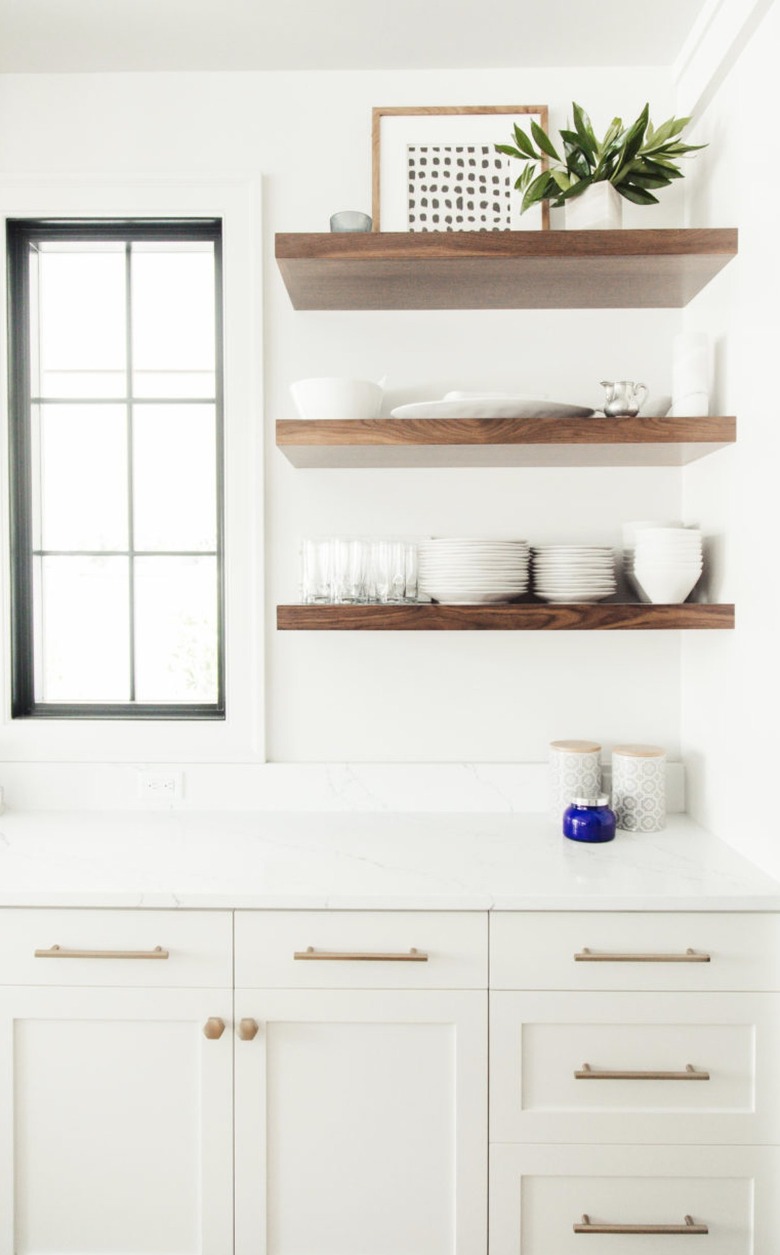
550,740,601,753
613,743,666,758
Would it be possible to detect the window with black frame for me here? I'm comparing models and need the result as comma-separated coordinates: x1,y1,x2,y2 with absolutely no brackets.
6,219,224,718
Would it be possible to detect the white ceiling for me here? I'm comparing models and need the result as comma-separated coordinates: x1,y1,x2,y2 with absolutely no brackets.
0,0,710,74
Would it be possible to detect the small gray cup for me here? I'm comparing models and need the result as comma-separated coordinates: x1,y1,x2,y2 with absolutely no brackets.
330,211,372,233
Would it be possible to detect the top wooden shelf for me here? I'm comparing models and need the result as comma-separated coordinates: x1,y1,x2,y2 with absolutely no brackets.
275,228,738,311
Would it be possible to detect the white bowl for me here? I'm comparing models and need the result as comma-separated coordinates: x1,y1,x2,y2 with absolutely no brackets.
632,569,702,603
635,541,702,553
290,377,383,420
622,520,683,547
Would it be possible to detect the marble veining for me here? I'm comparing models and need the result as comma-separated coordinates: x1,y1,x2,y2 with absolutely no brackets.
0,811,778,910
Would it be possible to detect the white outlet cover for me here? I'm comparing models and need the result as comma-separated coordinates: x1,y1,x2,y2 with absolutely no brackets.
136,769,184,806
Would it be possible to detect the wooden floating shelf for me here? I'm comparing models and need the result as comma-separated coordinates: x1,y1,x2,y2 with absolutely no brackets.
275,228,738,310
276,415,736,468
277,603,735,632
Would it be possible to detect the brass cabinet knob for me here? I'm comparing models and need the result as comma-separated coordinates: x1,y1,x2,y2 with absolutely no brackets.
203,1017,226,1040
238,1018,259,1041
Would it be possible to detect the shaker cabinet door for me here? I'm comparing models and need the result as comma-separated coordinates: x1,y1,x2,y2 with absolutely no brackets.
0,985,233,1255
235,988,487,1255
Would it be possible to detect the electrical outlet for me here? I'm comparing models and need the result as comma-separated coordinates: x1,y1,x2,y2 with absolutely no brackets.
136,769,184,806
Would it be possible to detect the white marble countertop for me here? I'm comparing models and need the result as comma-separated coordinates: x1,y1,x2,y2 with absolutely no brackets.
0,811,778,910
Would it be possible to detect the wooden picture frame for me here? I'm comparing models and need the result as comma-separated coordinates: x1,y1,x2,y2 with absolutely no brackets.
371,105,550,233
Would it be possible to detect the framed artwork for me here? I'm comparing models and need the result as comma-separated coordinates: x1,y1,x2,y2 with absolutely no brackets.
371,105,550,233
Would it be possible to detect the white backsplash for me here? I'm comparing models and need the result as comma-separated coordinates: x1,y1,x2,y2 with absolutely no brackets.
0,761,684,814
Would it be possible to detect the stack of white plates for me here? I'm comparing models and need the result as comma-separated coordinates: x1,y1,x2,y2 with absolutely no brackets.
628,526,703,604
418,539,530,604
532,546,617,603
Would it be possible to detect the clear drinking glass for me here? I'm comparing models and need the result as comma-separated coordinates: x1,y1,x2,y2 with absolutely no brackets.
343,539,369,603
387,541,407,603
404,543,419,603
301,538,332,604
329,538,349,604
369,540,391,603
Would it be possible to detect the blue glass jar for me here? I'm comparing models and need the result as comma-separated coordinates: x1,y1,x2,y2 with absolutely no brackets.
563,795,617,844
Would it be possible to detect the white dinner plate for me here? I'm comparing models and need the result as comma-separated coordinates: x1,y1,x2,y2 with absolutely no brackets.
390,398,595,420
536,592,615,603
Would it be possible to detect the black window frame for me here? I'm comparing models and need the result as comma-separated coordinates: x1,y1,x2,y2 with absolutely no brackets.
6,217,226,720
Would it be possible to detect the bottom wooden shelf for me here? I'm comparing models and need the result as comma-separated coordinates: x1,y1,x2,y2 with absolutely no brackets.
277,603,735,631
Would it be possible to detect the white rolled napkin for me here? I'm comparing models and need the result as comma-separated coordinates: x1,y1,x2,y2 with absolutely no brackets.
670,332,709,416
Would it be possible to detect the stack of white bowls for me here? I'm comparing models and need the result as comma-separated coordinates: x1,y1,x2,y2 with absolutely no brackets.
418,539,529,604
531,546,617,603
629,526,703,604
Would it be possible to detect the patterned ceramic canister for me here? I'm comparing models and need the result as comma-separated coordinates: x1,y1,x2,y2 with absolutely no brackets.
549,740,602,821
612,744,667,832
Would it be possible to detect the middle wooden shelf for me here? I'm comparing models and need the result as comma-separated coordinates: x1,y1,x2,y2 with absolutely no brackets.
277,603,735,631
276,414,736,468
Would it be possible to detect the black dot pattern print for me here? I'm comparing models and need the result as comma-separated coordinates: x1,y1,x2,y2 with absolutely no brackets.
407,144,512,231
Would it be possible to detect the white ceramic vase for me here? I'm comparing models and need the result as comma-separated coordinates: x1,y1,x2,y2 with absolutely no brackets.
564,183,623,230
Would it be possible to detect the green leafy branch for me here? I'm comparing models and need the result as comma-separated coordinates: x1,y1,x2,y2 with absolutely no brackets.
496,102,707,213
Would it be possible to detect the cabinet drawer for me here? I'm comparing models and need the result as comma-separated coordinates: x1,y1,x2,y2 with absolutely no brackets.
490,991,780,1145
490,911,780,991
490,1143,780,1255
0,910,232,987
235,911,487,989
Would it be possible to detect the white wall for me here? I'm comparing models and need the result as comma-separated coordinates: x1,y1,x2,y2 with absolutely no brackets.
0,65,691,770
678,0,780,874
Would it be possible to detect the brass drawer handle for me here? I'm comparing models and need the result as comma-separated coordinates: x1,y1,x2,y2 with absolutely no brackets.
203,1017,226,1040
237,1018,259,1041
575,947,710,963
575,1063,710,1081
293,946,428,962
575,1214,708,1235
34,944,170,960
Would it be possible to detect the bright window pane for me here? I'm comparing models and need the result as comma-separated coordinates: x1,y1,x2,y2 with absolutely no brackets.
37,404,128,551
12,221,223,716
133,405,217,551
34,556,130,702
34,244,126,398
132,244,216,398
134,557,218,703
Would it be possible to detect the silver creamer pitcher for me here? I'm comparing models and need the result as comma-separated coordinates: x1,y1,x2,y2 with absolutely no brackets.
600,380,648,417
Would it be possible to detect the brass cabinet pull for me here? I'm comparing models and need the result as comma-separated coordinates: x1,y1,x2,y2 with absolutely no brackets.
575,1062,710,1081
293,946,428,962
237,1018,259,1041
203,1017,226,1040
575,1214,708,1235
574,947,711,964
34,944,169,960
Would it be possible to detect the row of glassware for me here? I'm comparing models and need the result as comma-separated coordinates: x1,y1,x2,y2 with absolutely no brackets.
302,538,419,604
301,526,705,606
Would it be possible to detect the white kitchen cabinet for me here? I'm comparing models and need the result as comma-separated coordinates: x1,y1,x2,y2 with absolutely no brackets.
2,901,779,1253
234,988,487,1255
489,911,780,1254
0,907,488,1255
490,989,780,1145
235,909,488,990
489,910,780,992
489,1143,780,1255
0,908,233,988
0,984,234,1255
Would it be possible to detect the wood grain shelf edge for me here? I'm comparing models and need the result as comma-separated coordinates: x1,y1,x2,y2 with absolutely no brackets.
276,604,736,631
